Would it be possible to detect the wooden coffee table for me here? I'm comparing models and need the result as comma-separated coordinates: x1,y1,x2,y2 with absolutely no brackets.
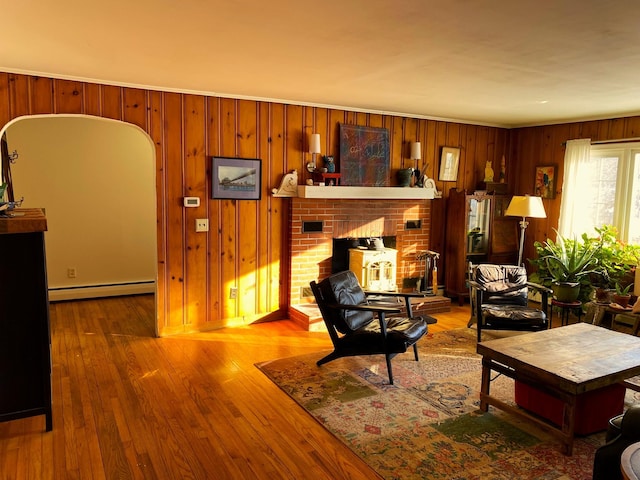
477,323,640,455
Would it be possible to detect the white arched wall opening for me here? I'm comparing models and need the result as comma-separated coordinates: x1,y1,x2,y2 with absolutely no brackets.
0,114,158,335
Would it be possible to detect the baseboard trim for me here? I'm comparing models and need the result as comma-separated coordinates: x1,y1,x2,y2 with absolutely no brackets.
49,281,156,301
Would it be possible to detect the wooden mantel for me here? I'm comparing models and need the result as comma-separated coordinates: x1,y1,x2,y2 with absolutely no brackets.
297,185,436,199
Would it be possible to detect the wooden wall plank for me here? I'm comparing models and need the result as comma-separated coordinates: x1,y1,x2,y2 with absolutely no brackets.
0,74,10,127
84,83,102,117
148,90,167,334
237,99,259,318
162,92,186,330
8,75,30,117
53,79,84,114
183,94,208,327
29,77,53,115
122,88,148,131
101,86,122,120
206,96,222,326
268,103,286,311
219,98,238,320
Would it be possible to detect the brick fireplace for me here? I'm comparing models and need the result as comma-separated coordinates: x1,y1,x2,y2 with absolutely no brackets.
289,197,432,306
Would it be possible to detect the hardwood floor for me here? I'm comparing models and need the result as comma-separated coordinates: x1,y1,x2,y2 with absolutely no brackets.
0,295,470,479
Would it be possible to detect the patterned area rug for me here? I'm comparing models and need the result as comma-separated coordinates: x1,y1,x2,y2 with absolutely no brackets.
257,328,640,480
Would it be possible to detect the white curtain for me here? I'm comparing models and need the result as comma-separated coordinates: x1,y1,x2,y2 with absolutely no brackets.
557,138,591,238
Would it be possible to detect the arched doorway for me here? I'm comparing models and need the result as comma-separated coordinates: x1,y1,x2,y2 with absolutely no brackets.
0,114,158,336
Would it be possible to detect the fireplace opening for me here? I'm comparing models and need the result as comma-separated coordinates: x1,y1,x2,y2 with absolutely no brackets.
331,236,397,274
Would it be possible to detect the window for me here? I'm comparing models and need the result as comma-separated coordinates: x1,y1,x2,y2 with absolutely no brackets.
570,142,640,243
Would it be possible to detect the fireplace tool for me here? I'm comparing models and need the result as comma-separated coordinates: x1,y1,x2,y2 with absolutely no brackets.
416,250,440,295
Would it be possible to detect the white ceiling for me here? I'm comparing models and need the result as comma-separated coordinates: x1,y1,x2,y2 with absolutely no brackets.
3,0,640,127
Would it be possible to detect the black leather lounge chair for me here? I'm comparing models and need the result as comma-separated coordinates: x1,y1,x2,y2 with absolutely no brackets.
310,270,432,384
468,263,551,342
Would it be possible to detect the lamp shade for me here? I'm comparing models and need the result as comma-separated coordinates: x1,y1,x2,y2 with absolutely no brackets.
309,133,321,154
410,142,421,160
505,195,547,218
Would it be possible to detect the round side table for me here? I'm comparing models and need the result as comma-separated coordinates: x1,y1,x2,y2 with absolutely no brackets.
622,441,640,480
551,299,582,326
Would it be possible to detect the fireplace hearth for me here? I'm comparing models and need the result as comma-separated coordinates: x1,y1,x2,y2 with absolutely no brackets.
288,197,451,330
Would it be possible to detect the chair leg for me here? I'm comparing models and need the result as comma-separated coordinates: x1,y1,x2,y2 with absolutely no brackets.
316,351,341,366
413,343,419,361
385,354,394,385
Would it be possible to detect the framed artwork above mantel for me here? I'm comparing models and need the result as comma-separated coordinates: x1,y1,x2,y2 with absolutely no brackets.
339,124,390,187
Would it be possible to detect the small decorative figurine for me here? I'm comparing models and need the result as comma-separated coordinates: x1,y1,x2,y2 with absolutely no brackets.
499,155,506,183
484,160,494,182
272,169,299,197
324,155,335,173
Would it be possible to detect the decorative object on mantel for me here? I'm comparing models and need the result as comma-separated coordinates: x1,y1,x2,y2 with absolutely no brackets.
272,169,299,197
339,124,390,186
499,154,506,183
324,155,335,173
438,146,460,181
484,159,494,182
410,141,422,186
307,133,321,173
313,172,341,186
397,167,413,187
422,177,442,198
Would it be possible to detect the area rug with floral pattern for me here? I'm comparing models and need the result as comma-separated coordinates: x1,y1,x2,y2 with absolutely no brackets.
257,328,640,480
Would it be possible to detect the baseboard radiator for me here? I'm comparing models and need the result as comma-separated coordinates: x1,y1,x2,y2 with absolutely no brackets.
49,281,156,302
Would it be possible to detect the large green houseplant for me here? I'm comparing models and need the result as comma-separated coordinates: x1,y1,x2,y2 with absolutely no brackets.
529,229,604,302
530,225,639,304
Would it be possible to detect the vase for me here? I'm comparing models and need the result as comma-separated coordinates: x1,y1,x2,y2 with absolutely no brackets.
613,294,631,308
397,168,413,187
552,281,580,302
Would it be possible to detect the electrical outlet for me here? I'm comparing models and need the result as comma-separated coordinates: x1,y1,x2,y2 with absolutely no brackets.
67,267,77,278
229,287,238,299
195,218,209,232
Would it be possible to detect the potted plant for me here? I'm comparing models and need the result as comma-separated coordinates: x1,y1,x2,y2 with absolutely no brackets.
530,230,603,302
613,282,634,308
590,225,640,297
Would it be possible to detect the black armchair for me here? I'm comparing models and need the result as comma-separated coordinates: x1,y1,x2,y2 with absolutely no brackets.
593,405,640,480
468,263,552,342
310,270,432,384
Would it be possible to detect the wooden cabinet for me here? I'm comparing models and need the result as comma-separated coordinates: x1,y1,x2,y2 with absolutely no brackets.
444,190,518,305
0,209,52,430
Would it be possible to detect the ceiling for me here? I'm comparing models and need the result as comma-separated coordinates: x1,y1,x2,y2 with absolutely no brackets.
2,0,640,128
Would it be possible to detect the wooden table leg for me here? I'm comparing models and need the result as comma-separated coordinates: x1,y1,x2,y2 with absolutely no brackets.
480,357,491,412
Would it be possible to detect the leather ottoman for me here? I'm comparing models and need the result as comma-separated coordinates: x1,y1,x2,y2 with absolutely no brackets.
514,380,626,435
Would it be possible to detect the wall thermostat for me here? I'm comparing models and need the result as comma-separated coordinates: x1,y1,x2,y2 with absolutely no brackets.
183,197,200,207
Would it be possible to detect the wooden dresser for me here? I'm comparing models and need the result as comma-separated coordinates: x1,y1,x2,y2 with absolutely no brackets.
0,208,52,430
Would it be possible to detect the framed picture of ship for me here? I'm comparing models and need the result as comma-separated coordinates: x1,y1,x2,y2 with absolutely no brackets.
211,157,262,200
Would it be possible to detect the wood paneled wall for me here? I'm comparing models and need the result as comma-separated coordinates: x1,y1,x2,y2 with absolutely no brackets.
510,115,640,265
0,72,509,334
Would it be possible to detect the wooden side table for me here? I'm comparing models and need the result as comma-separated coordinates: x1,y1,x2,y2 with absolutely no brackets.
622,441,640,480
551,299,582,326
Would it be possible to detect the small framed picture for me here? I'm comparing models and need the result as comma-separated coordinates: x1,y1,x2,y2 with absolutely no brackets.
211,157,262,200
534,165,556,199
439,147,460,181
